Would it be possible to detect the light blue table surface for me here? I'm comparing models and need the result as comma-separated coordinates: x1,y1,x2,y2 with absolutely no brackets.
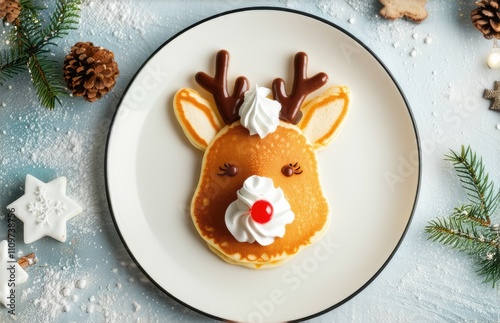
1,0,499,322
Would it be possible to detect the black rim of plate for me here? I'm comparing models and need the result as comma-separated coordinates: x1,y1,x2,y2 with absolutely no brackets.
104,6,422,322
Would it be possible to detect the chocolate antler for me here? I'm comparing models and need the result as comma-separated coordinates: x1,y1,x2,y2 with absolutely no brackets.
195,50,250,125
272,52,328,124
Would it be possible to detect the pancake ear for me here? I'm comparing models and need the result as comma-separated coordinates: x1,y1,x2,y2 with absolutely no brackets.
297,86,350,150
173,88,223,151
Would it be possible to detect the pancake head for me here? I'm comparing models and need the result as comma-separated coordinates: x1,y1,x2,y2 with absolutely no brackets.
191,122,330,266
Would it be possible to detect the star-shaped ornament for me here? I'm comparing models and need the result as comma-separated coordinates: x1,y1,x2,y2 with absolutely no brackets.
7,175,83,244
0,240,28,308
483,81,500,112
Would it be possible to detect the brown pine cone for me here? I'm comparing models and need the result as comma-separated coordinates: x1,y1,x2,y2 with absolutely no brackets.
472,0,500,39
63,42,119,102
0,0,21,23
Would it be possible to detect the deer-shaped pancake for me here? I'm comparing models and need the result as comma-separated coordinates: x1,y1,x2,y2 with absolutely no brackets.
174,50,349,268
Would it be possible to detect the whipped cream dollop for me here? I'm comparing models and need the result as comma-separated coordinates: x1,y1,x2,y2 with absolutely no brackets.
225,175,295,246
238,85,281,138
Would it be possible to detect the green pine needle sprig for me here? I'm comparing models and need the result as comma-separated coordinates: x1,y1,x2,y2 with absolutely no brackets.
27,54,66,108
0,0,81,109
0,47,25,83
445,146,500,221
35,0,81,52
426,145,500,287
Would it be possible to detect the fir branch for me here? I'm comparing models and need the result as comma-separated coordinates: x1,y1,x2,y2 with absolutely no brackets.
425,216,496,253
15,0,43,49
427,146,500,287
1,0,81,109
0,47,28,84
27,54,65,109
19,0,44,15
477,251,500,287
478,222,500,287
445,145,500,223
39,0,81,48
453,204,491,227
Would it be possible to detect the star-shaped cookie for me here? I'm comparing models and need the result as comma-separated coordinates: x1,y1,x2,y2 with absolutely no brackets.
0,240,28,308
380,0,428,23
484,81,500,112
7,175,83,244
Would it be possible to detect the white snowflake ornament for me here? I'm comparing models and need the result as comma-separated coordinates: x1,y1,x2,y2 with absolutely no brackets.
0,240,28,308
7,175,83,243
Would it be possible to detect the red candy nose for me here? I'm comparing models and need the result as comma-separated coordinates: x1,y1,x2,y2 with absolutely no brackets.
250,200,273,224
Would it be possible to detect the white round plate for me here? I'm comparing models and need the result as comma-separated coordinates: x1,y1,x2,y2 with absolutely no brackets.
105,8,420,322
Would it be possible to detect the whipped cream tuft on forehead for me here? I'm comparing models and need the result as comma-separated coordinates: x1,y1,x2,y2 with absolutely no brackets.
238,85,281,138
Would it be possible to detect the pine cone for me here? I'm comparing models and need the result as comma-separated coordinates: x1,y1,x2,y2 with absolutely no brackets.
63,42,119,102
0,0,21,23
472,0,500,39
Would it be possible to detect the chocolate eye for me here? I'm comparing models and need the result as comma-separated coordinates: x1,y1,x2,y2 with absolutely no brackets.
282,162,302,177
218,163,239,177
